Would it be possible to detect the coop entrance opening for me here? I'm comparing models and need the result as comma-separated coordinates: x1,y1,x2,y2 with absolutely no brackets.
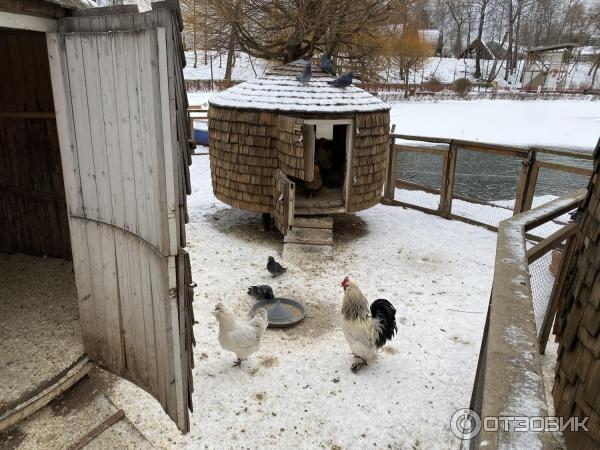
0,29,84,422
295,122,350,213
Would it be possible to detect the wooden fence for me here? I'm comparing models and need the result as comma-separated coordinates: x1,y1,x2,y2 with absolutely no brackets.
383,134,593,240
467,191,586,449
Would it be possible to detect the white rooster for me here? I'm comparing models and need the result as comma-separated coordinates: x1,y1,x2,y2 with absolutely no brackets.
340,276,397,372
212,302,269,367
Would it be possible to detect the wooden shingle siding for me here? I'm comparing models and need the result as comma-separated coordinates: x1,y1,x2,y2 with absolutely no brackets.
0,31,70,258
554,142,600,449
209,106,279,213
347,112,390,213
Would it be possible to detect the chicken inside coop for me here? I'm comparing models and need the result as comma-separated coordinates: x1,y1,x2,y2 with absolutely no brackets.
294,123,348,211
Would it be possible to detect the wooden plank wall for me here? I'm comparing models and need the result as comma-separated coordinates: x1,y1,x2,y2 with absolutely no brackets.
0,30,71,258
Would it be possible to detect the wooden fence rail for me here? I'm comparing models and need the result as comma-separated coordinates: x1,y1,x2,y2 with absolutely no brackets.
468,191,586,449
383,134,593,239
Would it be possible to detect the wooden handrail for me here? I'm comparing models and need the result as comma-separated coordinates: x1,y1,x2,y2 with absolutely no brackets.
472,191,586,449
390,133,594,161
526,221,577,263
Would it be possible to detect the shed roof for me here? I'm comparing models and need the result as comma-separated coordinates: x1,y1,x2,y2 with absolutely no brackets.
209,59,390,114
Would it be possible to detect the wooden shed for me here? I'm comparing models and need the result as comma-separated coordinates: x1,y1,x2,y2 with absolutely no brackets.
208,60,391,235
0,0,195,433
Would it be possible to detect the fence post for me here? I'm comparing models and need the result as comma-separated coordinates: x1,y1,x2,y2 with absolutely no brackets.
384,137,397,201
439,140,457,218
513,148,537,215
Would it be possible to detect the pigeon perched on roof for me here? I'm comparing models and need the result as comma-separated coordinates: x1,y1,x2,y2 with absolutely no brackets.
319,53,336,75
267,256,287,277
328,72,354,88
247,285,275,300
296,61,312,83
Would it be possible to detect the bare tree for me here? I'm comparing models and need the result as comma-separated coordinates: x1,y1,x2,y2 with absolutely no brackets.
211,0,395,64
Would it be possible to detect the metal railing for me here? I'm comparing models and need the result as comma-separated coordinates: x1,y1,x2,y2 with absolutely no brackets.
467,191,585,449
383,134,593,240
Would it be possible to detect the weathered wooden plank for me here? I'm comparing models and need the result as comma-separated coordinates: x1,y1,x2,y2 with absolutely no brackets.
66,409,125,450
0,357,92,432
126,31,149,239
81,33,113,223
284,227,333,245
111,32,138,233
64,34,99,219
166,254,185,427
148,249,169,417
136,29,160,251
67,220,98,357
293,216,333,229
157,27,178,256
46,33,84,217
97,33,126,229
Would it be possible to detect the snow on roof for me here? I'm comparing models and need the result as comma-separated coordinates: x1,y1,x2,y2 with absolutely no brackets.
209,59,390,113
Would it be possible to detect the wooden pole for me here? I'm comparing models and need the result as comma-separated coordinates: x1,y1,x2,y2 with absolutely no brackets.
513,149,537,215
384,138,397,201
439,141,457,218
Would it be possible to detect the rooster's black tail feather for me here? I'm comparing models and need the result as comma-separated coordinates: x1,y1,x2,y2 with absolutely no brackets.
371,299,397,348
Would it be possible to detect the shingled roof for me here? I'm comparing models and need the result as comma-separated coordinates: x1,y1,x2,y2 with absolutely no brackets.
209,59,389,113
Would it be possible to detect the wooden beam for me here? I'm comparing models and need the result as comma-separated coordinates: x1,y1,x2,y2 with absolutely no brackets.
534,160,593,177
384,138,397,201
0,11,57,32
395,144,447,156
514,150,537,215
539,232,578,354
0,111,56,119
439,142,457,218
66,410,125,450
0,357,92,432
526,221,577,264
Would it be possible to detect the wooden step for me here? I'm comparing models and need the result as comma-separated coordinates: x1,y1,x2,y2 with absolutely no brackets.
283,216,334,261
293,216,333,229
284,227,332,246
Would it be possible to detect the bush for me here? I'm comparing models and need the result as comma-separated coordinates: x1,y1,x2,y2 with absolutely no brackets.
453,78,472,97
423,77,444,92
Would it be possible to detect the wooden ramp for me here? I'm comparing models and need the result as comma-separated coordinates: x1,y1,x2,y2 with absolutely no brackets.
283,216,334,260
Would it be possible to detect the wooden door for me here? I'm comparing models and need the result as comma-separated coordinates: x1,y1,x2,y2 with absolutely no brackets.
276,115,315,182
273,170,295,235
47,21,194,432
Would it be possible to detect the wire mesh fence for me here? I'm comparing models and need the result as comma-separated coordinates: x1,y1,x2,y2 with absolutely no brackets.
387,137,593,236
450,148,522,228
395,147,445,211
529,251,558,335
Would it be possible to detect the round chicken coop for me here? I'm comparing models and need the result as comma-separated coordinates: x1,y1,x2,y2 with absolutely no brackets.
208,60,391,234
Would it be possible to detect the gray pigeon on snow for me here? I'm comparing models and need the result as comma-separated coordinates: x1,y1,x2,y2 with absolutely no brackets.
267,256,287,277
319,53,336,75
296,62,312,83
328,72,354,88
247,285,275,300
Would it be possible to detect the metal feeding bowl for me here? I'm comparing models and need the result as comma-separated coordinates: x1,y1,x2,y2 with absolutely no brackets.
251,298,305,328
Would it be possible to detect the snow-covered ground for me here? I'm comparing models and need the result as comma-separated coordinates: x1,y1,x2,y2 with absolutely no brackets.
189,91,599,151
100,155,497,449
183,51,598,89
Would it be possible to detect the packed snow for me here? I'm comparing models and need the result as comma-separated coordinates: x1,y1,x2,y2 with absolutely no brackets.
100,155,498,449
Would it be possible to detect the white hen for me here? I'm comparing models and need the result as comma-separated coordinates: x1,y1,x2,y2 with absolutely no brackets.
213,302,269,367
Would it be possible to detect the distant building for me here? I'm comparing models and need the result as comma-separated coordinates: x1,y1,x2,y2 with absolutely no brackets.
521,43,578,90
460,38,495,60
